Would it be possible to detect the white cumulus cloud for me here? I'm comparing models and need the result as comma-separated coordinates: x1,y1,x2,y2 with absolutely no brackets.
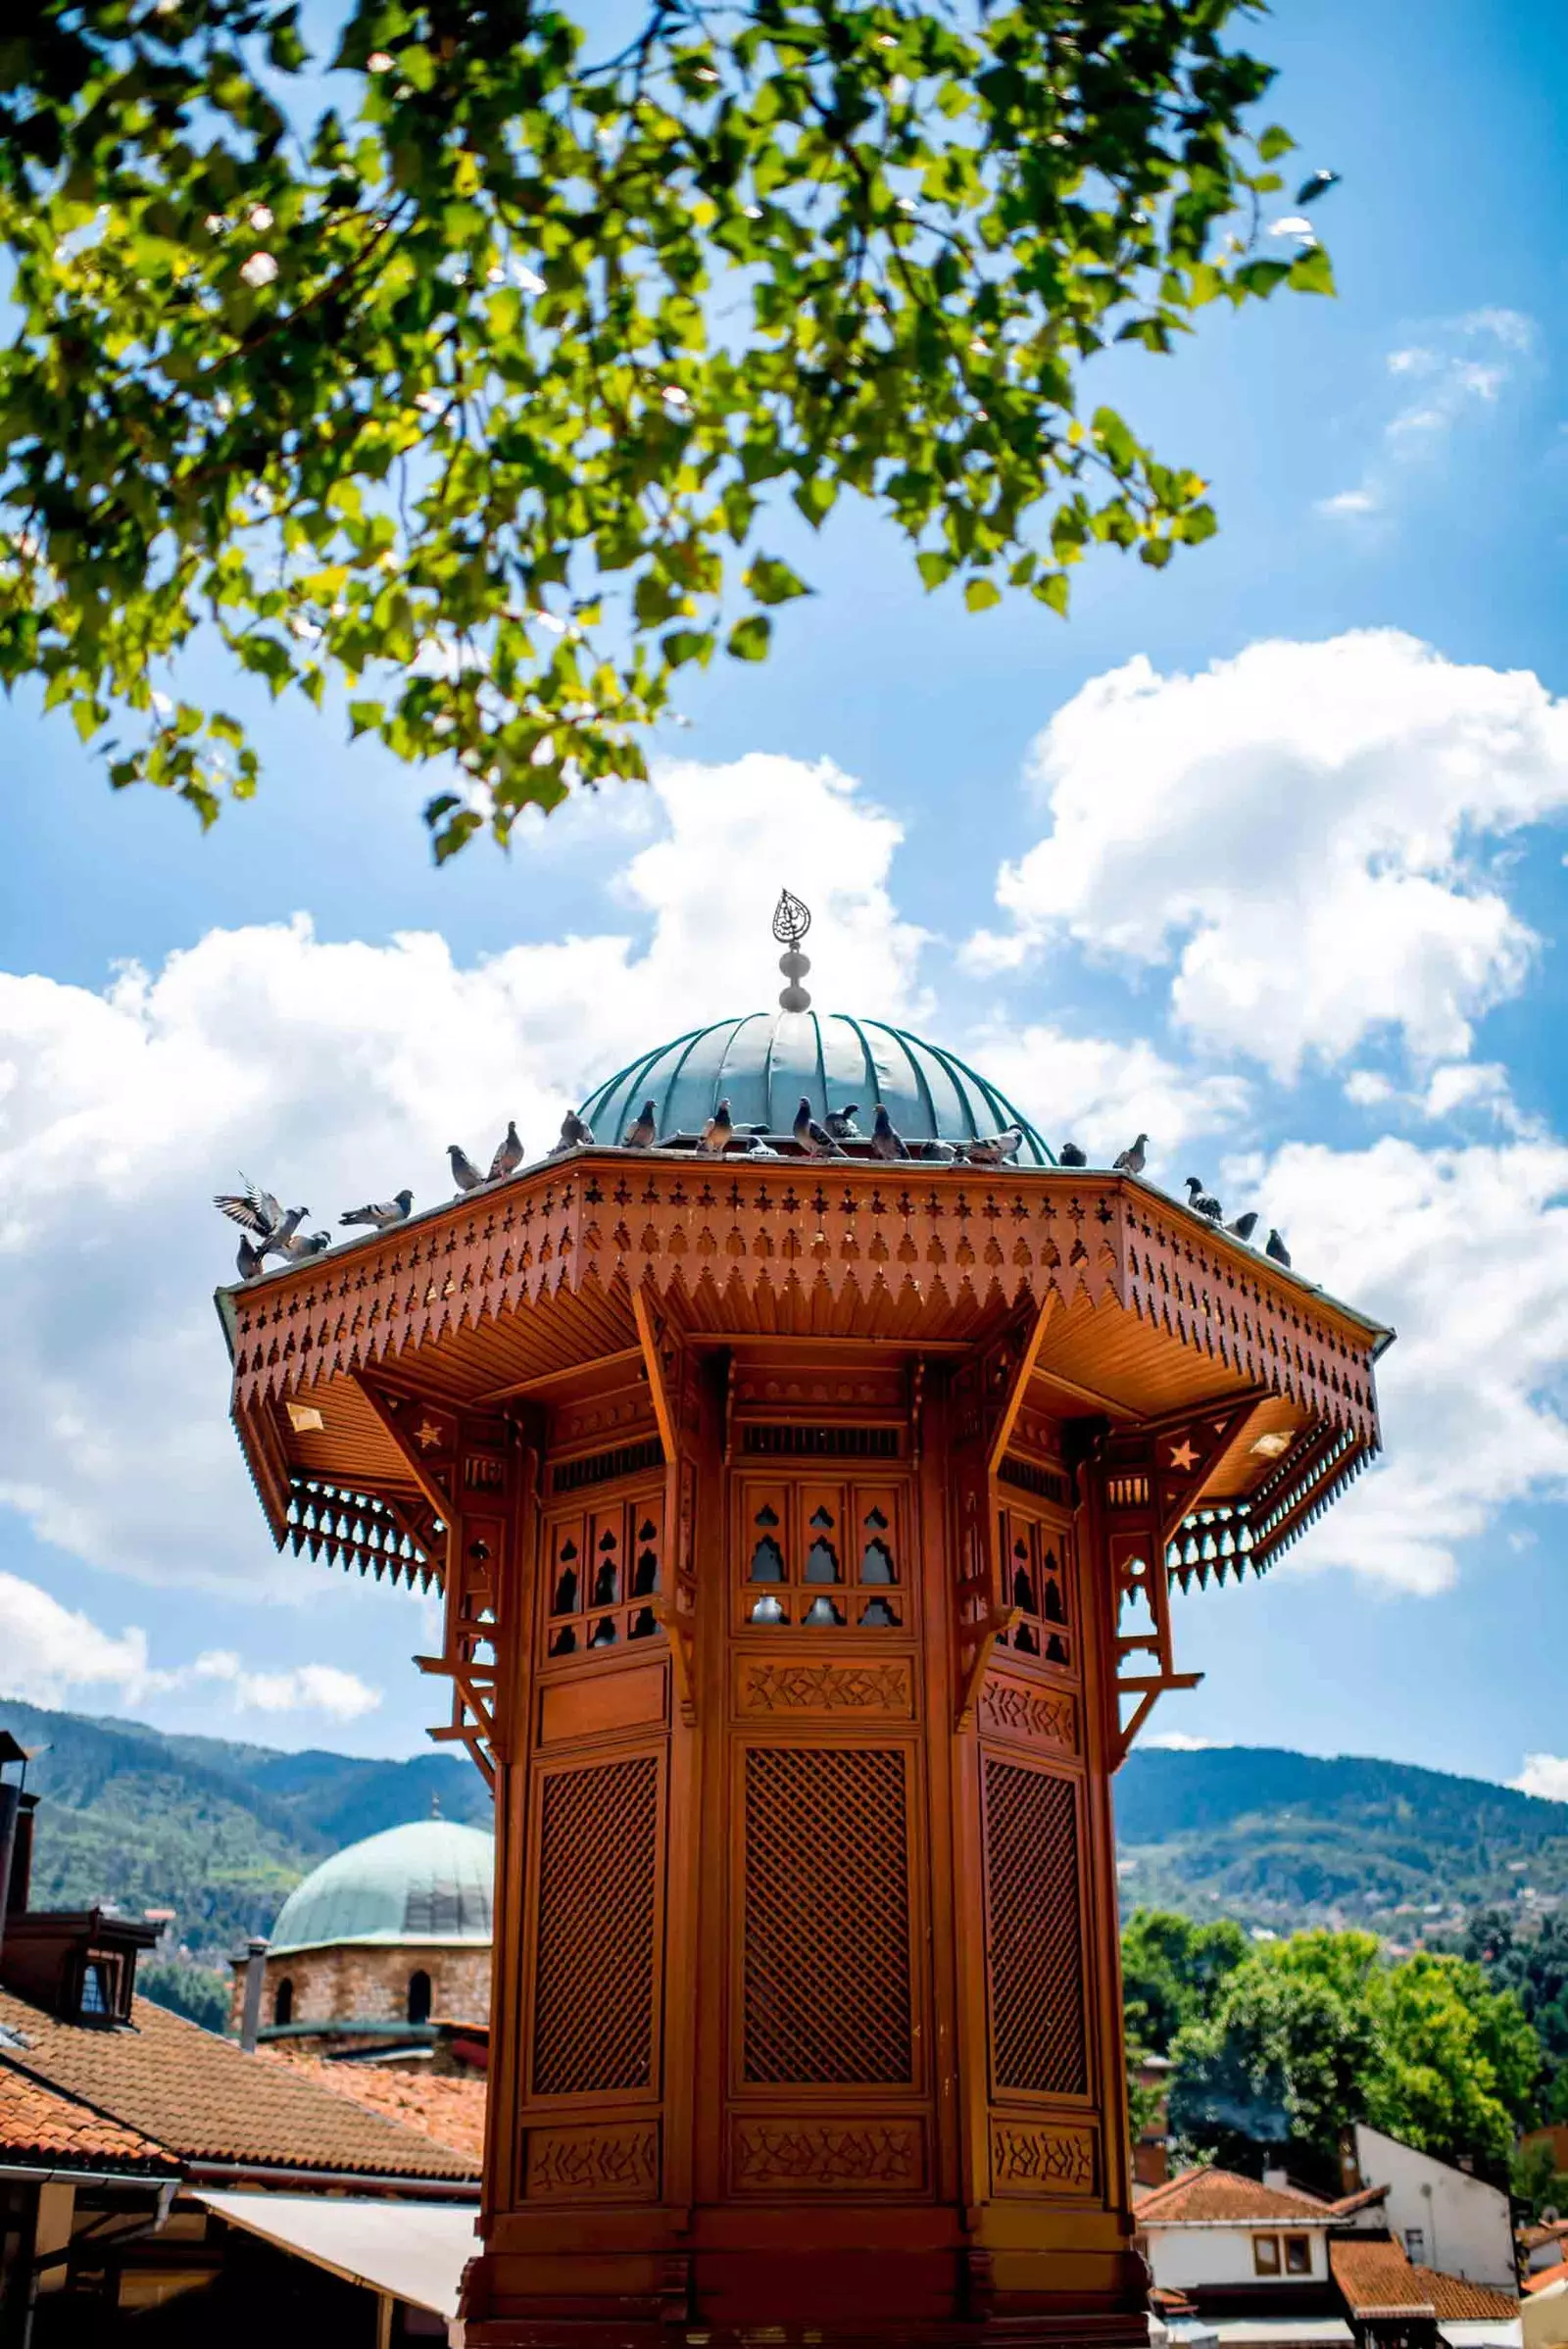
0,754,921,1591
1227,1134,1568,1593
0,1571,378,1718
967,631,1568,1078
1512,1755,1568,1803
960,1023,1250,1171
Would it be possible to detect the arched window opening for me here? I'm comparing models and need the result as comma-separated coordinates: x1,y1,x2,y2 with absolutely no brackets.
273,1976,294,2027
408,1969,432,2026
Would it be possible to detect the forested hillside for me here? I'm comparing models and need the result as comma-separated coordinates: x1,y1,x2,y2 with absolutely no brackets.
0,1699,490,1959
1116,1743,1568,1933
3,1700,1565,1960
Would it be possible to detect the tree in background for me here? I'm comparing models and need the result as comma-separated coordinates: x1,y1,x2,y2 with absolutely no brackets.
137,1957,233,2036
0,0,1331,855
1159,1925,1539,2188
1465,1908,1568,2124
1167,1938,1377,2188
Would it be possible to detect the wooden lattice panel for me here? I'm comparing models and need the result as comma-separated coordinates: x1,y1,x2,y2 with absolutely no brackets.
742,1746,912,2086
532,1753,662,2099
983,1758,1087,2098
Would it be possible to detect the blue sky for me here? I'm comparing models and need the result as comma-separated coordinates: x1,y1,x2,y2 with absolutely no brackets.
2,0,1566,1791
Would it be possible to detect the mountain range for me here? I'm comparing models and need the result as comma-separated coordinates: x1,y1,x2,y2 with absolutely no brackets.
2,1698,1564,1959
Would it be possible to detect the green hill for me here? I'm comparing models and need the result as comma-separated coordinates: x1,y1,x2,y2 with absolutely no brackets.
3,1699,1565,1960
1115,1743,1568,1936
0,1698,491,1960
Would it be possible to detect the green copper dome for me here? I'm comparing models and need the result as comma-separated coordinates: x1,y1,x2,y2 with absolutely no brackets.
579,1010,1051,1164
269,1820,495,1955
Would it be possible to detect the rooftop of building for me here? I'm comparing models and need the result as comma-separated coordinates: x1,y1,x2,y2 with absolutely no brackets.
0,1985,478,2186
268,1818,495,1956
1137,2168,1349,2226
578,1006,1052,1163
1328,2234,1518,2324
0,2058,178,2176
260,2047,486,2167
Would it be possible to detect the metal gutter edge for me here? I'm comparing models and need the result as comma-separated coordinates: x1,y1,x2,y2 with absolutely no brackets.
185,2159,478,2199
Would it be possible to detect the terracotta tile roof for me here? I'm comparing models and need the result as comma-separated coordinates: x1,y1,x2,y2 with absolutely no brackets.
260,2050,486,2167
1525,2260,1568,2296
0,2059,176,2174
0,1989,476,2185
1330,2181,1390,2216
1330,2235,1518,2322
1136,2166,1334,2224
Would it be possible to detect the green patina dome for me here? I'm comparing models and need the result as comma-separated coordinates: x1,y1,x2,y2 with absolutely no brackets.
269,1819,495,1955
579,1010,1051,1164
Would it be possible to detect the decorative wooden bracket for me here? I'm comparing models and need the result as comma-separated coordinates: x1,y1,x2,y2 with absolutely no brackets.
1109,1669,1202,1773
987,1291,1061,1480
633,1284,697,1728
956,1606,1023,1733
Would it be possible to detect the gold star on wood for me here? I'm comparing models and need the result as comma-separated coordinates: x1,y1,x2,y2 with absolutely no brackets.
415,1417,443,1450
1166,1439,1198,1472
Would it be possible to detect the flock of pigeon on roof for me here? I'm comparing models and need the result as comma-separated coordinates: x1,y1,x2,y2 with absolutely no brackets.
215,1104,1292,1285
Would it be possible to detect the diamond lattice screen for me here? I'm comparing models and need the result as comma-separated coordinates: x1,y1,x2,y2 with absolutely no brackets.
984,1759,1087,2096
743,1745,912,2084
532,1753,660,2098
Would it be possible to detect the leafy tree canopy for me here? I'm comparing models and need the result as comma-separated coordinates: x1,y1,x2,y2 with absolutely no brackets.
1123,1906,1249,2058
0,0,1328,855
1164,1929,1539,2186
138,1955,233,2034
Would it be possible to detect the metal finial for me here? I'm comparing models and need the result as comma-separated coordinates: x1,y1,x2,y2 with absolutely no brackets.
774,889,812,1011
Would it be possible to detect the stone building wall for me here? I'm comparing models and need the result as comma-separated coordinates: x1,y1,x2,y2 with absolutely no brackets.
228,1942,491,2035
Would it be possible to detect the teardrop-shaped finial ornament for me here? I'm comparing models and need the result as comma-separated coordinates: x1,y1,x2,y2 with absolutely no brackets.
773,889,812,1011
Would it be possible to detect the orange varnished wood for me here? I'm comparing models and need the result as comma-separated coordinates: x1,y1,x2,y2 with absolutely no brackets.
219,1154,1389,2348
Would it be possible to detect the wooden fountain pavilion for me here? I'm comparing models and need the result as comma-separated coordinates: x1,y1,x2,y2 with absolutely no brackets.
219,958,1390,2347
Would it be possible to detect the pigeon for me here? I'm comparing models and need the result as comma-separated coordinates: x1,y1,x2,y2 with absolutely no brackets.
793,1096,843,1156
1058,1142,1088,1168
622,1100,659,1150
1266,1228,1292,1268
215,1177,308,1257
448,1144,485,1193
825,1104,861,1142
340,1189,414,1231
488,1120,524,1181
871,1104,910,1161
700,1098,735,1155
1296,168,1342,205
276,1228,331,1261
1185,1176,1222,1221
1227,1210,1259,1243
962,1127,1024,1167
236,1234,267,1282
551,1111,594,1154
1112,1134,1148,1175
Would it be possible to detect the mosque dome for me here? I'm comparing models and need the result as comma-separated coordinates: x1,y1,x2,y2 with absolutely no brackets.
578,1009,1052,1166
269,1819,496,1955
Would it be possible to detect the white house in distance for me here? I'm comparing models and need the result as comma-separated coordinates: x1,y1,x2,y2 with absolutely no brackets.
1350,2126,1516,2293
1137,2156,1520,2349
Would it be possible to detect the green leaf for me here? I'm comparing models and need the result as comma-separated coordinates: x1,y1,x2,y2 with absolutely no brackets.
964,575,1001,612
1287,243,1336,297
744,555,809,607
726,614,771,661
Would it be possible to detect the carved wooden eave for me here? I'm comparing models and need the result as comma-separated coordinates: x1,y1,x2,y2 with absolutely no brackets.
221,1152,1389,1595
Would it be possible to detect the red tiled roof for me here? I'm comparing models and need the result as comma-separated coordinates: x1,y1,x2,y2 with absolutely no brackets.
0,1989,476,2185
1525,2260,1568,2296
1331,2181,1390,2216
260,2050,486,2167
0,2060,176,2174
1136,2166,1334,2224
1330,2235,1518,2322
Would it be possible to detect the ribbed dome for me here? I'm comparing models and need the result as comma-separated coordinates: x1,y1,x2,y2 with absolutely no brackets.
579,1011,1051,1164
269,1820,495,1955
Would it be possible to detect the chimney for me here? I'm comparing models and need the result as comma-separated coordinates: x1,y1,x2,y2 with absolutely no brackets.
1262,2168,1290,2191
238,1937,270,2053
0,1733,40,1964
